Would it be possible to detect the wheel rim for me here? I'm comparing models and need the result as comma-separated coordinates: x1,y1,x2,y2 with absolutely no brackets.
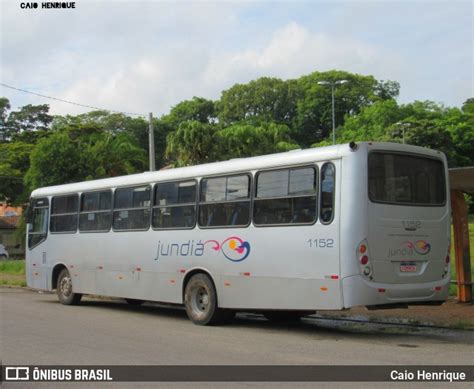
189,284,210,316
59,274,72,298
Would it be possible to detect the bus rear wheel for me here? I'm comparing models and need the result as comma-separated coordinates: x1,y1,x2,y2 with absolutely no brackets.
57,268,82,305
184,273,234,325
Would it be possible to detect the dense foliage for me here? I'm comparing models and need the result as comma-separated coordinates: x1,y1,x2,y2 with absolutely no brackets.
0,70,472,206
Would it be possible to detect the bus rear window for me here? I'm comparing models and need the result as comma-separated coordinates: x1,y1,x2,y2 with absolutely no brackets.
368,152,445,206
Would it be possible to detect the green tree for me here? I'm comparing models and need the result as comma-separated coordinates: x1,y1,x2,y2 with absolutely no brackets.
25,128,147,190
51,111,156,169
217,122,299,159
374,80,400,101
0,97,10,140
328,99,473,168
461,98,474,114
5,103,53,139
164,97,216,128
0,141,35,204
165,121,218,166
318,99,403,146
294,70,394,146
218,77,300,128
25,132,84,189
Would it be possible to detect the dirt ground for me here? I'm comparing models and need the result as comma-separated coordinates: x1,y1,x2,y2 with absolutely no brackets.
0,273,26,286
320,297,474,329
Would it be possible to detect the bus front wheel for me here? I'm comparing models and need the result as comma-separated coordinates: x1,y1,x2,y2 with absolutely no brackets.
57,268,82,305
184,273,234,325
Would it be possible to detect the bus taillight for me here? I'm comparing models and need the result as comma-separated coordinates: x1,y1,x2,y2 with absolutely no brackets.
357,240,372,279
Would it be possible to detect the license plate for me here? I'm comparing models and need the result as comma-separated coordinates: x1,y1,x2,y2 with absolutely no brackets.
400,262,417,272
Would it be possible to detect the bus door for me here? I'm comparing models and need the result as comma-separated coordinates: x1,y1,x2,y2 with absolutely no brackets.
26,198,49,289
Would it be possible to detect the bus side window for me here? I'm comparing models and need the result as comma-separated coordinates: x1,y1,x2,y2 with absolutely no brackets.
28,198,49,248
113,186,151,231
198,174,250,228
253,167,317,226
50,194,79,233
152,180,196,229
320,163,335,224
79,190,112,232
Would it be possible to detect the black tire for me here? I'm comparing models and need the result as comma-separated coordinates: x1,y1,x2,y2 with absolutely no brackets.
184,273,235,325
263,310,310,323
0,254,8,260
125,298,145,306
57,268,82,305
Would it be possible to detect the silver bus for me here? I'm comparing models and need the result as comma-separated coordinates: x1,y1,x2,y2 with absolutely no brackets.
26,142,450,325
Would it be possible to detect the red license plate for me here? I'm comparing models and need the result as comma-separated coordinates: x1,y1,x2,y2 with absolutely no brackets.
400,263,417,272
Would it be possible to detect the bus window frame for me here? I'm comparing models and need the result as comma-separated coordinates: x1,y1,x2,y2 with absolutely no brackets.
112,184,152,232
50,193,79,235
198,172,252,230
319,162,336,225
367,151,447,207
252,164,319,228
79,189,113,233
151,178,198,231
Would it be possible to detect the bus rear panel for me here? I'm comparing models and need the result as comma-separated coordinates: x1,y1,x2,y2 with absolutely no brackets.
342,146,450,308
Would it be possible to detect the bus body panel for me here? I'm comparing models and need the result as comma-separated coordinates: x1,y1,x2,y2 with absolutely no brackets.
368,203,450,284
40,220,343,310
342,274,449,307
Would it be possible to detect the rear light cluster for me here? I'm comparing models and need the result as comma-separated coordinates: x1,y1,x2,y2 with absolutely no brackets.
358,240,372,279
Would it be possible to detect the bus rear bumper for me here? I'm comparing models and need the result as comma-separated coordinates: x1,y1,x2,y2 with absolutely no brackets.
341,275,449,308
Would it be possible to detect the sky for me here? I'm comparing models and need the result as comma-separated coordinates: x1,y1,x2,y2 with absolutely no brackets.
0,0,472,117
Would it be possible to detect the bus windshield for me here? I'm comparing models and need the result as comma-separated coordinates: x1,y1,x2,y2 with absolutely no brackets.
368,152,445,206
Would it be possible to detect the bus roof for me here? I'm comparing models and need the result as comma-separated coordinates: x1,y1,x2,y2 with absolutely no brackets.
30,142,445,197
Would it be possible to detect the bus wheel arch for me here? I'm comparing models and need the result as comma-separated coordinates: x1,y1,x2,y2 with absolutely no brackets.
52,263,68,290
182,268,213,301
182,269,234,325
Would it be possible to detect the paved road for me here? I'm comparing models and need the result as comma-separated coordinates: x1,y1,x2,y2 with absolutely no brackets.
1,287,473,368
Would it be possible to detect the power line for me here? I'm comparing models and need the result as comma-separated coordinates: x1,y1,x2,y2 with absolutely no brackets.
0,82,147,117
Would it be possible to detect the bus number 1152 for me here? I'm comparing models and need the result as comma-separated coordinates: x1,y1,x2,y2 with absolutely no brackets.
308,238,335,248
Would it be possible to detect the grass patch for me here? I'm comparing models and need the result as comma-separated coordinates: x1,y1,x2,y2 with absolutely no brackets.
0,259,25,275
0,260,26,287
449,215,474,296
451,319,474,330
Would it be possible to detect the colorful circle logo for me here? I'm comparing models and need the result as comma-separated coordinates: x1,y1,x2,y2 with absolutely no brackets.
414,240,431,255
404,240,431,255
221,236,251,262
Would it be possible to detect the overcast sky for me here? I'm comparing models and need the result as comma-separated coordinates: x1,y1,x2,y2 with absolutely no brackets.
0,0,472,117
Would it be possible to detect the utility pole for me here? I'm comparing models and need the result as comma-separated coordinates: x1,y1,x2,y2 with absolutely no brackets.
331,84,335,145
317,79,348,145
148,112,156,172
